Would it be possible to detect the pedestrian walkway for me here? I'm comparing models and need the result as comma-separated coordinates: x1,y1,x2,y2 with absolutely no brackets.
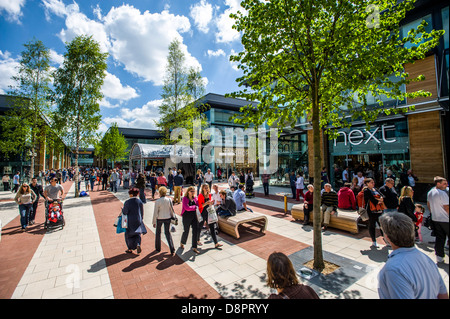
0,180,448,299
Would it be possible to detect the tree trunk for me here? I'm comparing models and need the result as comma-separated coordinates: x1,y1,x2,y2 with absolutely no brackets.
311,81,325,272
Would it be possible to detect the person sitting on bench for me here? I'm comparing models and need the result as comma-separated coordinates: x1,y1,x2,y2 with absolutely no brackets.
217,190,237,217
233,184,253,212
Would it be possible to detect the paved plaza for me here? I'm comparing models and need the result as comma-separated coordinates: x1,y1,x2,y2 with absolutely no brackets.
0,180,448,300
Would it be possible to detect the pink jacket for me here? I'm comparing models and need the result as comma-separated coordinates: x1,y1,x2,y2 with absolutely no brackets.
181,196,198,215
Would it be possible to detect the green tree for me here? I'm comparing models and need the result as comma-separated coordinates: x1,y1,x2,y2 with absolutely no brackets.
53,35,108,197
157,39,207,147
229,0,443,271
102,123,128,168
0,39,52,178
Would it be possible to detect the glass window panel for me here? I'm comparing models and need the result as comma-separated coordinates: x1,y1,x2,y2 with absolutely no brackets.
401,14,433,50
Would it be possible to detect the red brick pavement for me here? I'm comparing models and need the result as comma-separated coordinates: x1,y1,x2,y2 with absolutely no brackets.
88,188,221,299
0,181,73,299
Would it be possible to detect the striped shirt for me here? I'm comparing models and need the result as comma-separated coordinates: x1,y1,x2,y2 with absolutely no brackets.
321,190,338,210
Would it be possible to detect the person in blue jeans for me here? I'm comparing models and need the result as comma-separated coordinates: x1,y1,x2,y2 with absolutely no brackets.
14,183,37,230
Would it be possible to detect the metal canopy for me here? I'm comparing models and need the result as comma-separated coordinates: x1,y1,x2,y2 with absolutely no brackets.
129,143,196,160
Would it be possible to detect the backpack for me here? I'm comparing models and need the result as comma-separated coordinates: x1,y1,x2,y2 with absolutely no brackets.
356,189,365,209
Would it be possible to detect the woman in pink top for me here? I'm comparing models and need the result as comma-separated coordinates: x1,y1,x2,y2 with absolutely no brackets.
180,186,200,253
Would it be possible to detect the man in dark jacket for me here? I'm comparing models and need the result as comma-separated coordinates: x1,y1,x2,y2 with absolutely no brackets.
217,190,237,216
173,170,184,204
290,172,297,199
29,177,44,225
379,178,399,213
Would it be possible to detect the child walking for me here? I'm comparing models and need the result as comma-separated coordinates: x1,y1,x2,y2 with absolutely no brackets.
414,204,425,243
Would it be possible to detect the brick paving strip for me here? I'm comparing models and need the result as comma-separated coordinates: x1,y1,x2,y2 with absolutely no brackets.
88,188,221,299
0,181,73,299
108,187,312,299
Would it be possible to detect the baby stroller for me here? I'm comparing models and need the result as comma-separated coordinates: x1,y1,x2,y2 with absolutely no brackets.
45,199,65,230
245,178,255,198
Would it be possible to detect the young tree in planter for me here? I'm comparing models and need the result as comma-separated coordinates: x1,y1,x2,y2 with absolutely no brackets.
228,0,443,271
0,39,52,178
102,123,128,168
53,35,108,197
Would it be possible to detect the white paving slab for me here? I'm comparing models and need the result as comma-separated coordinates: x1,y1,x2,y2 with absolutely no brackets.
11,183,114,299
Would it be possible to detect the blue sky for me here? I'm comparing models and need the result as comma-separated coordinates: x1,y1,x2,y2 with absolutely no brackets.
0,0,245,134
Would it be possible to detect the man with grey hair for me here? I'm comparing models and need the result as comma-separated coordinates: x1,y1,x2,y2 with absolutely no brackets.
320,183,338,231
377,212,448,299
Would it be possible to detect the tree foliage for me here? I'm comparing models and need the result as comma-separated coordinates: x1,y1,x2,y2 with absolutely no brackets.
157,38,207,146
228,0,443,270
0,39,52,177
53,35,108,196
100,123,128,167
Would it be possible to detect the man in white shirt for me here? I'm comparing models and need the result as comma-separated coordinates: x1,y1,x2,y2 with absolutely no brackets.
342,167,349,183
228,171,239,188
204,168,214,189
356,171,365,187
427,176,449,263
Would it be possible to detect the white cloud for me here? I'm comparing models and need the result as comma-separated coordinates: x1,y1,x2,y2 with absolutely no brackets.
207,49,225,57
0,50,19,94
45,2,202,86
102,72,139,102
103,99,162,130
49,49,64,65
190,0,213,33
42,0,67,20
215,0,242,43
103,5,197,86
0,0,26,23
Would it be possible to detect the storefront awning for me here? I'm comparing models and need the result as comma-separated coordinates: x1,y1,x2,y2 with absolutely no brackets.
129,143,196,160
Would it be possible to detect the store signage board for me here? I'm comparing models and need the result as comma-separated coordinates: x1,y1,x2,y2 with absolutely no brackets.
334,124,397,146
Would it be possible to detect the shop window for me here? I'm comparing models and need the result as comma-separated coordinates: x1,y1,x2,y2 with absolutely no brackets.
443,7,449,51
400,14,433,50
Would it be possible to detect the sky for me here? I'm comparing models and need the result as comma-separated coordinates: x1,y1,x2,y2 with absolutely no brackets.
0,0,245,135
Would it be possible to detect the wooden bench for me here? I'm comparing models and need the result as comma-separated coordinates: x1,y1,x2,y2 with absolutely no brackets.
291,204,360,234
218,211,268,239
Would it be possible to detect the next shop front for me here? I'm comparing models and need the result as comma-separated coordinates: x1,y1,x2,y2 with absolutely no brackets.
329,119,410,188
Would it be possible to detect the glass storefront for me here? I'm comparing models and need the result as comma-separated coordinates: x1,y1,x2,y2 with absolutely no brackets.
329,119,410,188
278,132,308,178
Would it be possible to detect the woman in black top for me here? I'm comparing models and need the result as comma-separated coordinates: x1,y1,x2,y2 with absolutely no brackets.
363,178,386,248
398,186,418,222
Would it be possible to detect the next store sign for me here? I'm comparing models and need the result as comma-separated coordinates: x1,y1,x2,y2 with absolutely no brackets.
334,124,396,146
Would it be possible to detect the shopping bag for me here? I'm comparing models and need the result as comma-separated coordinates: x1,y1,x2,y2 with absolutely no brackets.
207,206,218,224
196,207,203,223
121,213,128,229
116,215,126,234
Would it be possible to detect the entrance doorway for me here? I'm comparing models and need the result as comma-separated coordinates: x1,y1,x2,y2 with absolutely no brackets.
332,154,383,188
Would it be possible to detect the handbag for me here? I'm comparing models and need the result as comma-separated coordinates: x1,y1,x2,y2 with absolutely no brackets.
357,207,369,221
207,205,218,224
196,207,203,223
169,199,178,225
116,215,126,234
